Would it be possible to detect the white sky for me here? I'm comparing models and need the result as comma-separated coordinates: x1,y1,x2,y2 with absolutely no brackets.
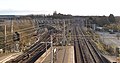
0,0,120,16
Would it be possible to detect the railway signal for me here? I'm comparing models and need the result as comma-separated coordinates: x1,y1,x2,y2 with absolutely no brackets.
13,32,20,52
67,30,71,45
13,32,20,41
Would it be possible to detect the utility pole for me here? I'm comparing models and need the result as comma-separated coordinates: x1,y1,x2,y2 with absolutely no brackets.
4,24,6,53
86,19,88,31
11,18,14,52
40,35,54,63
51,35,53,63
11,18,13,33
92,24,96,31
103,27,104,42
58,20,60,30
117,23,120,40
63,20,66,46
46,41,47,56
118,30,120,40
68,20,71,44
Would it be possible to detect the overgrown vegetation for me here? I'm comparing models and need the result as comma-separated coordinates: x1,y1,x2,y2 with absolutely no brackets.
88,29,116,55
0,17,37,52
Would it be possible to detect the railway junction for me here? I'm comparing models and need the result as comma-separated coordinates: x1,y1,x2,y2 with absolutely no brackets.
0,16,119,63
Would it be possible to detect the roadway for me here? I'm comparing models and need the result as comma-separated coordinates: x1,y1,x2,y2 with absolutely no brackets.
96,32,119,63
97,32,120,46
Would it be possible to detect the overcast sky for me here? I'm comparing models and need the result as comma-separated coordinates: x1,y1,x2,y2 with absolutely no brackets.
0,0,120,16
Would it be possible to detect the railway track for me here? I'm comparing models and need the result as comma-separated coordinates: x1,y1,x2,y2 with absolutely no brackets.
73,24,106,63
6,32,51,63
